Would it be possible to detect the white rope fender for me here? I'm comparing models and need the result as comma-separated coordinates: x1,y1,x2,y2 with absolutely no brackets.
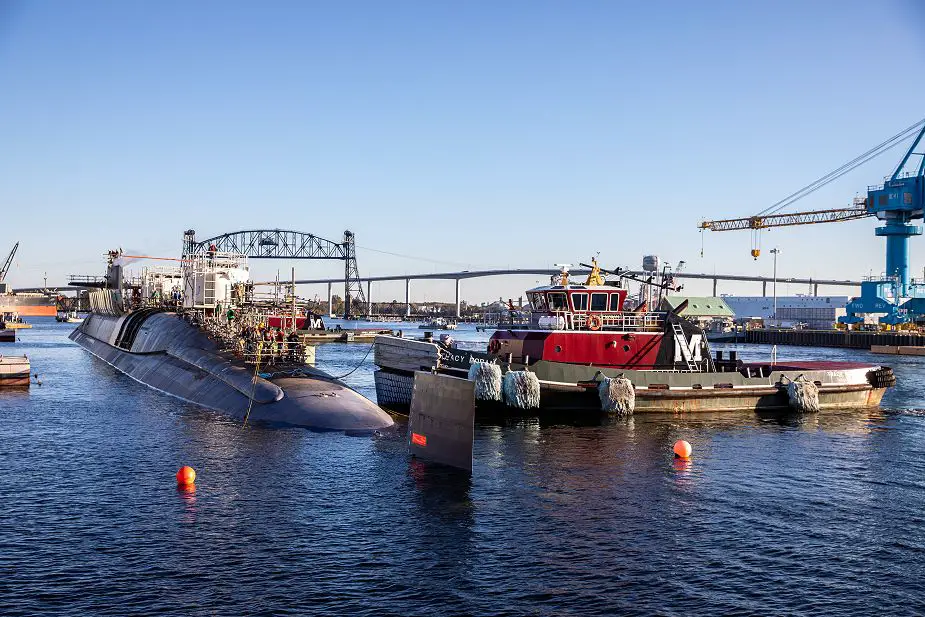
598,376,635,416
787,375,820,413
468,361,502,402
502,370,541,409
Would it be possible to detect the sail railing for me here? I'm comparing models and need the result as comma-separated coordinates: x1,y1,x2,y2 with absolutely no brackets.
241,340,305,366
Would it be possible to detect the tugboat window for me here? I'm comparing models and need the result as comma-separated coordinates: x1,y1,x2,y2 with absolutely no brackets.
609,294,623,311
548,292,568,311
571,293,589,311
590,293,608,311
530,293,548,311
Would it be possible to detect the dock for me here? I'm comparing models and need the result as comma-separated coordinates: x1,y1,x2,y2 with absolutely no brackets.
744,328,925,349
0,355,30,387
298,329,393,345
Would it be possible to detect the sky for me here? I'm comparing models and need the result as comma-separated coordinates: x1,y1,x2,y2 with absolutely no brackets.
1,0,924,304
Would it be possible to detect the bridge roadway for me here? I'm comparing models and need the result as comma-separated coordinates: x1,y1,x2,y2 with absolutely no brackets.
16,269,860,319
278,268,861,318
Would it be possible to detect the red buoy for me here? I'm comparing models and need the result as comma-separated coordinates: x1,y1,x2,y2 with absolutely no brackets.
176,466,196,486
673,440,692,459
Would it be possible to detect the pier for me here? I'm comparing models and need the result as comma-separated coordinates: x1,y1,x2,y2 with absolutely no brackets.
744,328,925,349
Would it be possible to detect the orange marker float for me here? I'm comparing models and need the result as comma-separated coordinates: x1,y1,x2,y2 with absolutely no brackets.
176,466,197,486
673,440,692,459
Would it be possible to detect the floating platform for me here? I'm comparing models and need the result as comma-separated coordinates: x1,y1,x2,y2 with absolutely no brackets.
0,355,30,387
298,329,392,344
870,345,925,356
0,329,14,343
1,322,31,330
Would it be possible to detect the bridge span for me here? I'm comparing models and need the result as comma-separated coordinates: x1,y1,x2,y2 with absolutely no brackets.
14,269,860,319
272,268,862,318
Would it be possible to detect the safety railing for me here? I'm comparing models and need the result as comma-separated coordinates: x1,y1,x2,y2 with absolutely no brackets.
242,341,305,366
546,311,665,331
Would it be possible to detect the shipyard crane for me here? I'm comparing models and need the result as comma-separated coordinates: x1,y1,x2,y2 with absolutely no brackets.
700,118,925,324
0,242,18,283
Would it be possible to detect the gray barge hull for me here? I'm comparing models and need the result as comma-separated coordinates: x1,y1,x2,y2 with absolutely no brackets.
71,313,394,432
373,335,891,414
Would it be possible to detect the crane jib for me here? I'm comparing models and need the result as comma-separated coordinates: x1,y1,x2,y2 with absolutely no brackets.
701,207,873,231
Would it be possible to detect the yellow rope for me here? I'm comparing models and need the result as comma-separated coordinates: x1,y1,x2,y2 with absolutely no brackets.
242,340,263,428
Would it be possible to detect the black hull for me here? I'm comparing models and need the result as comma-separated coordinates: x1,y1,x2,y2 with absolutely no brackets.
71,312,393,432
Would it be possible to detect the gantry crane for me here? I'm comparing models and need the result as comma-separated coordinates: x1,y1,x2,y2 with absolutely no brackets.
700,118,925,324
0,242,18,283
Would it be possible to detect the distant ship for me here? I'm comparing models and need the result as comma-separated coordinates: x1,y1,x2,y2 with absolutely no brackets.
0,242,56,317
0,291,56,317
70,248,394,433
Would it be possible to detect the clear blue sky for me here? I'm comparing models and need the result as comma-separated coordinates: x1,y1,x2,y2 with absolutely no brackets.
1,0,923,303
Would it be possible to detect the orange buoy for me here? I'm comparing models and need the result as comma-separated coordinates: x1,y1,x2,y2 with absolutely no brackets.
673,440,692,459
176,466,196,486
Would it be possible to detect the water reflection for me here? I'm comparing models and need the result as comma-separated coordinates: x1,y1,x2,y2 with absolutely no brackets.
5,320,925,615
176,484,197,524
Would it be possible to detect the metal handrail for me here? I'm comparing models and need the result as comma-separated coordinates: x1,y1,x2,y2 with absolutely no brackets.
550,310,665,331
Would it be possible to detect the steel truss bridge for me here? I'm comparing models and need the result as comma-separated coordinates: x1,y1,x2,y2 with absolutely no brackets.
183,229,367,318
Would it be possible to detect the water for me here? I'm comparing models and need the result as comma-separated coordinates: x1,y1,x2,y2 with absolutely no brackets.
2,318,925,616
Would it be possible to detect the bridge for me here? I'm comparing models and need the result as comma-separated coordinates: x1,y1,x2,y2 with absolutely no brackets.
274,268,862,318
184,229,368,318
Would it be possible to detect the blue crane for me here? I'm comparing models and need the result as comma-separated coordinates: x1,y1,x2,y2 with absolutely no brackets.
701,118,925,324
868,124,925,294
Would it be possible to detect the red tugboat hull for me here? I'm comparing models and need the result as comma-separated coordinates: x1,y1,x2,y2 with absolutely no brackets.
489,330,665,369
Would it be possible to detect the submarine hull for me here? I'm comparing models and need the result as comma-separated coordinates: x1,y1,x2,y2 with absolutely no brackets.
70,312,394,432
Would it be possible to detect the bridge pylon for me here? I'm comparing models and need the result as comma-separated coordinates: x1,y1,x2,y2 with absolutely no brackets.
342,230,366,319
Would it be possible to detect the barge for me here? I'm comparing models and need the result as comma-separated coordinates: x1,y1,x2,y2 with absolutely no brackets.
0,355,29,387
374,261,896,415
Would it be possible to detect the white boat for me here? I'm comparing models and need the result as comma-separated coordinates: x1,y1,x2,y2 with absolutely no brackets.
418,317,457,330
57,310,85,323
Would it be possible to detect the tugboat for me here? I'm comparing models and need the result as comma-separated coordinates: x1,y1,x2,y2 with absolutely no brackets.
373,259,896,414
70,248,394,432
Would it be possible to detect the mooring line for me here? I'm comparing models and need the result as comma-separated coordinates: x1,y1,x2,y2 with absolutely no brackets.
330,343,375,380
242,341,263,428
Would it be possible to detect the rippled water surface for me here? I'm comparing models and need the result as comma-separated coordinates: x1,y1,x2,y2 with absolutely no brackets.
2,318,925,616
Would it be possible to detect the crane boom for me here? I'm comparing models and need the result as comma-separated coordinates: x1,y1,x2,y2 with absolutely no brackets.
700,205,873,232
0,242,18,282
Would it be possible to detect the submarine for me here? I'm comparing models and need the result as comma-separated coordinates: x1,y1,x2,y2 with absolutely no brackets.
69,249,394,432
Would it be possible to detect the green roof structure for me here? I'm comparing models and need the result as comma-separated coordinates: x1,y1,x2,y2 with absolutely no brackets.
659,296,735,318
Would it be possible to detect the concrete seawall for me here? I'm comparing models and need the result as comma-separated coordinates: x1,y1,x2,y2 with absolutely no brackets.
745,329,925,349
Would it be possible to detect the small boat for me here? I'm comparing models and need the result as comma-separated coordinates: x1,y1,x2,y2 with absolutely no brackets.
1,312,31,329
374,259,895,415
0,354,29,386
57,310,85,323
418,317,457,330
